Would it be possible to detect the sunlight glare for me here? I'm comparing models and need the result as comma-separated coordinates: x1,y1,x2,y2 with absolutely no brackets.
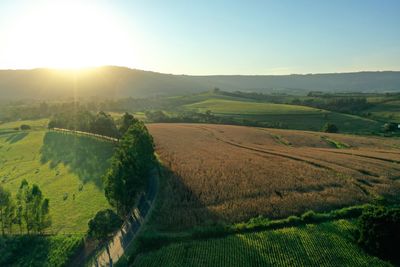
4,1,136,69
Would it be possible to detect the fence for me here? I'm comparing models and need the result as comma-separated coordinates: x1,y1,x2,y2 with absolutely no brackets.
50,128,119,143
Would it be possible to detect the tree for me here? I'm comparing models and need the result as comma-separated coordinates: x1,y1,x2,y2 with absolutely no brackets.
383,122,397,133
118,112,137,135
104,121,155,215
0,185,11,236
321,123,338,133
88,209,122,264
91,111,119,137
17,180,51,234
20,124,31,130
358,206,400,263
15,180,27,233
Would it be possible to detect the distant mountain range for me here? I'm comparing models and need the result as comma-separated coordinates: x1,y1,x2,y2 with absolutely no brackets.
0,66,399,100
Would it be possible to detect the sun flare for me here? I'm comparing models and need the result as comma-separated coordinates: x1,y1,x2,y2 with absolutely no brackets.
3,1,135,69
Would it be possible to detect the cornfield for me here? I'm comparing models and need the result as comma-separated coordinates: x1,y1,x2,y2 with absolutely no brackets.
148,123,400,230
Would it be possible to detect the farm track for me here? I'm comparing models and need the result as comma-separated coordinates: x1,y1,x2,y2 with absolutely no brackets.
93,168,159,267
316,148,400,164
195,125,386,179
196,127,386,197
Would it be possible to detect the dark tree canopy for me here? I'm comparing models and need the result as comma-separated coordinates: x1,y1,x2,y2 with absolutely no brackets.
383,122,398,133
87,209,122,242
322,123,338,133
118,112,138,135
48,109,120,137
358,206,400,263
104,121,155,215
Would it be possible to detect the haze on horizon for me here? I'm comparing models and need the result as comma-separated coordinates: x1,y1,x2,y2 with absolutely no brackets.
0,0,399,75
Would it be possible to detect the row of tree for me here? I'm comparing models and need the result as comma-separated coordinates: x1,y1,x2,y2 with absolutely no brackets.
48,109,138,139
87,114,155,263
48,109,120,138
103,118,155,216
0,180,50,235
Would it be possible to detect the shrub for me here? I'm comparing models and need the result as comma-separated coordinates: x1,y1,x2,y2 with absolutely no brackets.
321,123,338,133
358,205,400,262
20,124,31,130
301,210,317,222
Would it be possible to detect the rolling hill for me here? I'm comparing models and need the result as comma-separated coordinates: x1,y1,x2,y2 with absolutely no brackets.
0,67,400,100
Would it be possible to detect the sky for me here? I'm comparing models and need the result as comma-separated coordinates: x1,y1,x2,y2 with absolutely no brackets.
0,0,399,75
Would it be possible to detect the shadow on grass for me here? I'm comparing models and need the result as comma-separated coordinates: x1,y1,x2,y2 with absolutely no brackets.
0,235,83,267
40,131,115,188
0,235,51,266
5,132,29,144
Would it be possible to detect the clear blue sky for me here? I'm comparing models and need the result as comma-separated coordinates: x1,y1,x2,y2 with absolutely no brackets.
0,0,399,74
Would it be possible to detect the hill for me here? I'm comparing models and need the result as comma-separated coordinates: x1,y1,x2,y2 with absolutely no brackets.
1,67,400,100
147,123,400,230
182,98,382,133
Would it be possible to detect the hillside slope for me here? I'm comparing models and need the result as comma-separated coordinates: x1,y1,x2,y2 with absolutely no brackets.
1,67,400,99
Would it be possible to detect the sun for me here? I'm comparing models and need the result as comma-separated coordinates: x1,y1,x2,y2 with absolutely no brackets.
4,1,135,69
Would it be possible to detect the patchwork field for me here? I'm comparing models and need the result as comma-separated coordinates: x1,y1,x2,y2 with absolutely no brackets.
148,123,400,230
0,126,114,233
183,98,382,133
135,220,388,267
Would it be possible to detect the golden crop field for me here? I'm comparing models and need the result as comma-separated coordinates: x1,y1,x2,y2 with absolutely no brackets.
148,123,400,230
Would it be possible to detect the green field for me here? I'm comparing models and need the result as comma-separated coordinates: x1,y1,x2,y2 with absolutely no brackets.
0,123,114,233
183,98,382,133
185,98,319,115
0,118,49,130
0,234,83,267
366,100,400,122
135,220,388,267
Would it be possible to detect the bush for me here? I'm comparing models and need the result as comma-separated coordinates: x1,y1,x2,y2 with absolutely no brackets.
383,123,397,133
358,206,400,262
321,123,338,133
20,124,31,130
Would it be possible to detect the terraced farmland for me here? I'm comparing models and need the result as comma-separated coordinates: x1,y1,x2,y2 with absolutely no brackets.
135,219,388,267
148,123,400,230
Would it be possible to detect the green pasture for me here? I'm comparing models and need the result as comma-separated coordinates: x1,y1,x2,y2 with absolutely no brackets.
0,128,114,233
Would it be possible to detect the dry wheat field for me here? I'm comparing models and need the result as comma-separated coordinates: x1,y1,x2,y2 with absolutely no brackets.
148,123,400,230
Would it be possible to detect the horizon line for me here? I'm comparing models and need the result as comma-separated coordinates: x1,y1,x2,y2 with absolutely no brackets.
0,65,399,76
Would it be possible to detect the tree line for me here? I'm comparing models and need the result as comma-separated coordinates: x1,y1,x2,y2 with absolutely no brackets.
86,113,155,263
0,180,51,236
47,108,139,138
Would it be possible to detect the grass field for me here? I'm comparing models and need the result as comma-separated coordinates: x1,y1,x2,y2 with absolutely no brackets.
183,98,382,133
366,100,400,122
135,219,388,267
147,123,400,230
0,124,114,233
185,99,319,114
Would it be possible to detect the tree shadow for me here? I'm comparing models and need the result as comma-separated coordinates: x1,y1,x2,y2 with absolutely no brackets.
0,235,51,266
5,132,29,144
40,131,115,188
146,166,223,232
